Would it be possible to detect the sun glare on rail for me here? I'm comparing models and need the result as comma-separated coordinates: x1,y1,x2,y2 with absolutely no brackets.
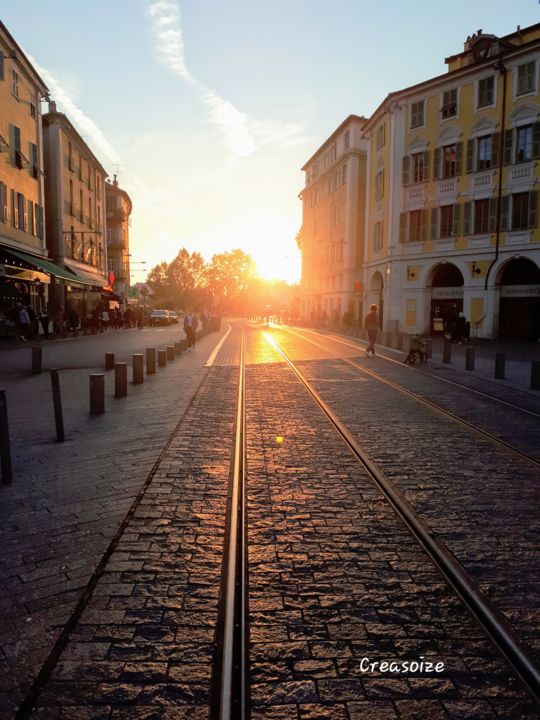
262,332,279,350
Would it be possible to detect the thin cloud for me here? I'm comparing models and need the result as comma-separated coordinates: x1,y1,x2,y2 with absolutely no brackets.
147,0,257,158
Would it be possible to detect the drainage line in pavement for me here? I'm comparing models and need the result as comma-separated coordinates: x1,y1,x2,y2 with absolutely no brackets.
269,336,540,709
14,364,215,720
212,329,250,720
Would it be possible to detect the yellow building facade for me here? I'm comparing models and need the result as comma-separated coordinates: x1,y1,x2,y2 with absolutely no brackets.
0,21,49,322
298,115,368,325
364,23,540,339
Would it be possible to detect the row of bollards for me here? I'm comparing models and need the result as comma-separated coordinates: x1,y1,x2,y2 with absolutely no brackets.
90,343,185,414
442,343,540,389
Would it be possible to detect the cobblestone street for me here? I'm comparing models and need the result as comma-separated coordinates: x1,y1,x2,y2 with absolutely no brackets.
1,321,539,718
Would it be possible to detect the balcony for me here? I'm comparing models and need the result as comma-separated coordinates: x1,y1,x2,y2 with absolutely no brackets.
509,162,534,186
471,171,494,190
106,209,126,222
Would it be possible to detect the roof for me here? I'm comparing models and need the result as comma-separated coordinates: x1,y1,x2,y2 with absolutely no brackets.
105,180,133,214
301,114,368,171
364,22,540,131
0,21,48,94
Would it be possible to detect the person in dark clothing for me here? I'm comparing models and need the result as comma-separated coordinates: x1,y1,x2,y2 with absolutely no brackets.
364,304,379,356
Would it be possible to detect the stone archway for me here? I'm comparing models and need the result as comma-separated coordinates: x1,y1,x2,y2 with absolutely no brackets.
496,257,540,340
428,263,464,333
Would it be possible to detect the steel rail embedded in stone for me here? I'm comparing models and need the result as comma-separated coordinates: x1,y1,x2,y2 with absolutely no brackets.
266,332,540,709
214,329,249,720
285,327,540,468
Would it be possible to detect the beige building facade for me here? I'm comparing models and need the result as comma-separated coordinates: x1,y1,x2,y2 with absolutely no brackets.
105,176,132,308
297,115,368,325
42,101,110,318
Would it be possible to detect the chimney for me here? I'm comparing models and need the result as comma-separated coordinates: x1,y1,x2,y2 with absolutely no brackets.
48,100,57,113
113,174,118,187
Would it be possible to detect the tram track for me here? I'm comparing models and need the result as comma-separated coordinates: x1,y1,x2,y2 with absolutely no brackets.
280,325,540,468
260,327,540,708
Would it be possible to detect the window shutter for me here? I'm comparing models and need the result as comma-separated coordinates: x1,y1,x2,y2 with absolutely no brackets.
402,156,410,186
433,148,441,180
27,200,34,235
420,209,427,242
423,150,430,182
373,221,377,247
455,142,463,175
430,207,438,240
488,198,497,232
399,212,407,243
466,139,475,173
501,196,509,232
38,205,44,239
504,129,513,165
491,132,500,167
11,189,17,228
452,203,461,237
532,123,540,160
463,201,471,235
529,190,538,228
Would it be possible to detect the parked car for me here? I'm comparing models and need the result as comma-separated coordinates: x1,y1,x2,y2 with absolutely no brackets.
149,309,170,326
168,311,179,323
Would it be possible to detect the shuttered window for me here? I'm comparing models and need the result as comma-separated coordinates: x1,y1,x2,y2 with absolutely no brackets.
517,61,536,96
474,199,489,234
516,125,533,163
410,101,425,129
440,205,453,238
477,136,492,170
477,76,494,107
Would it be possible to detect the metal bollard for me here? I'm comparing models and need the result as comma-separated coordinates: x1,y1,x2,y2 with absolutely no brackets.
465,347,475,371
174,342,182,356
531,361,540,391
133,354,144,384
167,346,175,361
443,340,452,364
90,374,105,414
146,348,156,374
50,369,65,442
0,390,13,485
426,338,433,359
31,346,42,375
105,352,115,370
158,349,167,367
115,363,128,397
495,353,505,380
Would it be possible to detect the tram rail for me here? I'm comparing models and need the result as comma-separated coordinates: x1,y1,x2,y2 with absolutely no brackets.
262,328,540,708
280,325,540,469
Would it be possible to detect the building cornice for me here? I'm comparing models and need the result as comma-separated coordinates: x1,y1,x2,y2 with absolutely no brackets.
42,111,109,176
301,114,368,171
0,21,48,95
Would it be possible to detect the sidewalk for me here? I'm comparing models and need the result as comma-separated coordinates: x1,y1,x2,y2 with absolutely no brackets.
0,325,227,716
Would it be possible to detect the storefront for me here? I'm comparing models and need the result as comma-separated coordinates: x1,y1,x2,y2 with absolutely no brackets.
430,264,464,334
497,258,540,340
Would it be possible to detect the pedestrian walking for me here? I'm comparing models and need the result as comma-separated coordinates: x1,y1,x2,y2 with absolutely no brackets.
364,304,379,357
136,307,144,330
101,308,109,331
17,303,31,343
184,309,194,350
39,306,50,339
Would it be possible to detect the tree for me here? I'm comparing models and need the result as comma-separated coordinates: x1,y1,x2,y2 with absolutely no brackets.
167,249,206,307
146,261,172,305
205,249,255,310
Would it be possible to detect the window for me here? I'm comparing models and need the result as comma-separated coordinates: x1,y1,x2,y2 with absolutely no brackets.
478,76,494,107
517,61,536,96
11,69,19,98
376,124,385,150
79,188,84,221
68,142,73,171
343,130,350,151
474,199,489,234
512,192,529,230
442,144,457,178
375,169,384,201
409,210,422,242
69,179,74,215
0,52,4,81
410,101,424,129
88,197,93,227
30,94,36,119
412,152,426,183
341,164,347,185
477,135,492,170
16,192,26,231
440,205,453,238
516,125,533,163
442,88,457,119
79,153,83,181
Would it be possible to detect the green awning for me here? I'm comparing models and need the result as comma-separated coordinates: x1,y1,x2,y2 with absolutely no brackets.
4,248,96,287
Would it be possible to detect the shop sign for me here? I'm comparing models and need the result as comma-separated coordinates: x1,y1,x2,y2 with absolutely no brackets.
500,285,540,298
431,286,464,299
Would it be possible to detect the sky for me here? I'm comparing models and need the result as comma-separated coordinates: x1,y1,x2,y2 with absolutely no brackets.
1,0,539,284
